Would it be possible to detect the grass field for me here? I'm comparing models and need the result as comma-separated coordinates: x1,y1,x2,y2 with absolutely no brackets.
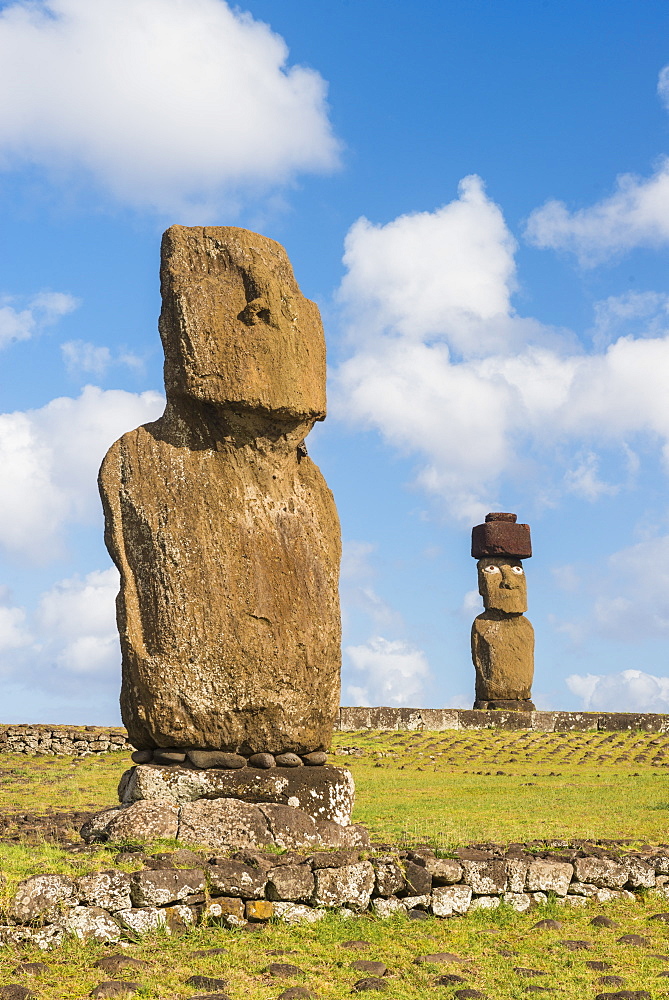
0,727,668,998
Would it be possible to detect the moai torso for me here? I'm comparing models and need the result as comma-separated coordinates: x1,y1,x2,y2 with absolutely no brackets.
99,226,341,754
470,513,535,711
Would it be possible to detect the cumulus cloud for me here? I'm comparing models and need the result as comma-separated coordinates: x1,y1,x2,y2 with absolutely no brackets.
525,159,669,265
36,567,119,675
566,669,669,712
525,66,669,265
61,340,143,377
0,0,339,214
344,636,431,707
0,385,164,560
333,178,669,522
0,291,78,349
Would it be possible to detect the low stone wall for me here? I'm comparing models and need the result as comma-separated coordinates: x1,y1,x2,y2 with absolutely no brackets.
335,707,669,733
0,725,132,755
0,708,667,756
3,841,669,948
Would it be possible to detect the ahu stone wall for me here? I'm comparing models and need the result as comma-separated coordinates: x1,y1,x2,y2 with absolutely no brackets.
3,842,669,948
0,725,132,755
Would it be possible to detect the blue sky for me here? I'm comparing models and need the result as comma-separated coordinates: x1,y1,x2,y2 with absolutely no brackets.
1,0,669,722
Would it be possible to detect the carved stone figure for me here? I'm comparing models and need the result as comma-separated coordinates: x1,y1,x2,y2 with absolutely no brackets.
99,225,342,755
471,513,535,711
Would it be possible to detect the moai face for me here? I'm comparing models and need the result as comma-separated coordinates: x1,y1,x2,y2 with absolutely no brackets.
159,225,327,420
477,557,527,614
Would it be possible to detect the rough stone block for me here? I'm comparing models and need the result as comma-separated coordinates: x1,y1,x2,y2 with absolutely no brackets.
178,798,273,849
401,861,432,896
312,862,375,911
61,906,121,942
272,902,326,924
505,859,530,893
76,871,132,912
625,858,656,888
105,800,179,842
115,908,166,933
245,900,274,921
371,896,406,918
207,859,267,899
122,764,355,826
469,895,500,911
573,858,628,889
460,859,507,894
9,874,77,925
424,858,463,885
201,897,245,925
372,860,406,897
431,885,472,916
502,891,531,912
526,860,573,896
257,804,320,848
130,868,206,907
265,865,315,903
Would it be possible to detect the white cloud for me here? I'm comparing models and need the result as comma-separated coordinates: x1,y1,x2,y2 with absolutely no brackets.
344,636,431,707
525,159,669,264
566,669,669,712
37,567,119,675
333,179,669,522
0,385,164,560
0,0,339,214
590,291,669,348
61,339,143,377
339,176,518,355
0,603,31,656
0,290,78,349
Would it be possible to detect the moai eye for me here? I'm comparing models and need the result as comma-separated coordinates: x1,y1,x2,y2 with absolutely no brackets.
483,565,500,574
511,565,524,574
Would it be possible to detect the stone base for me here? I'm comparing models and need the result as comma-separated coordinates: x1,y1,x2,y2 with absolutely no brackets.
81,763,363,851
81,797,369,851
473,699,536,711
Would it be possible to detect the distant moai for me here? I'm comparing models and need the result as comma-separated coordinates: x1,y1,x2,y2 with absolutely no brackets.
99,225,342,757
470,512,535,711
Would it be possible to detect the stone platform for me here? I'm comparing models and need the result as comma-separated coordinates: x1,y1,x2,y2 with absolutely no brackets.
82,764,367,851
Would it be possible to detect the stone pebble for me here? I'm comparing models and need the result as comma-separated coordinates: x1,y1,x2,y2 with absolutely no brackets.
12,964,49,976
186,976,229,990
275,753,303,767
278,991,314,1000
133,748,329,767
352,978,387,992
269,963,303,978
0,987,36,1000
350,961,387,976
591,915,619,928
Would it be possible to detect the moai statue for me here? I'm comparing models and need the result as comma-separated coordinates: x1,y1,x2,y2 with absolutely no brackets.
99,225,342,758
470,512,535,711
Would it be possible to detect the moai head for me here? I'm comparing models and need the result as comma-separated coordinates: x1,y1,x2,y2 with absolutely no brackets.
477,557,527,614
158,225,327,421
472,513,532,615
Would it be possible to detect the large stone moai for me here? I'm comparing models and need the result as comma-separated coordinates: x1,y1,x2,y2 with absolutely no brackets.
89,227,360,850
470,512,535,712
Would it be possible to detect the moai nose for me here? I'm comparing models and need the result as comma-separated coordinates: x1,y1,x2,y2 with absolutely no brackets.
499,581,512,589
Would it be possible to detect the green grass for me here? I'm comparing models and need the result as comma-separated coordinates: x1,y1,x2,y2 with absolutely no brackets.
0,728,668,997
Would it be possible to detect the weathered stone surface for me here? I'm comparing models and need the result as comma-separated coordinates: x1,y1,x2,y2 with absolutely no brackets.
276,753,303,767
115,908,166,933
178,798,273,848
246,899,274,921
0,986,36,1000
95,956,151,974
80,808,125,844
625,858,655,888
573,857,629,889
402,894,431,910
505,859,530,893
431,885,472,916
187,751,246,769
272,902,326,925
471,513,532,559
312,862,375,911
372,859,406,897
248,753,275,768
130,868,206,907
310,849,361,869
99,225,341,755
502,891,531,912
0,925,64,950
472,609,534,704
460,859,507,894
105,799,179,842
526,860,573,896
90,984,140,999
469,895,500,911
208,859,267,898
153,749,186,764
371,896,406,918
425,857,463,885
201,896,245,925
402,861,432,896
302,752,327,766
61,906,121,942
9,874,77,924
258,803,320,848
76,871,132,911
266,865,315,903
121,764,355,826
